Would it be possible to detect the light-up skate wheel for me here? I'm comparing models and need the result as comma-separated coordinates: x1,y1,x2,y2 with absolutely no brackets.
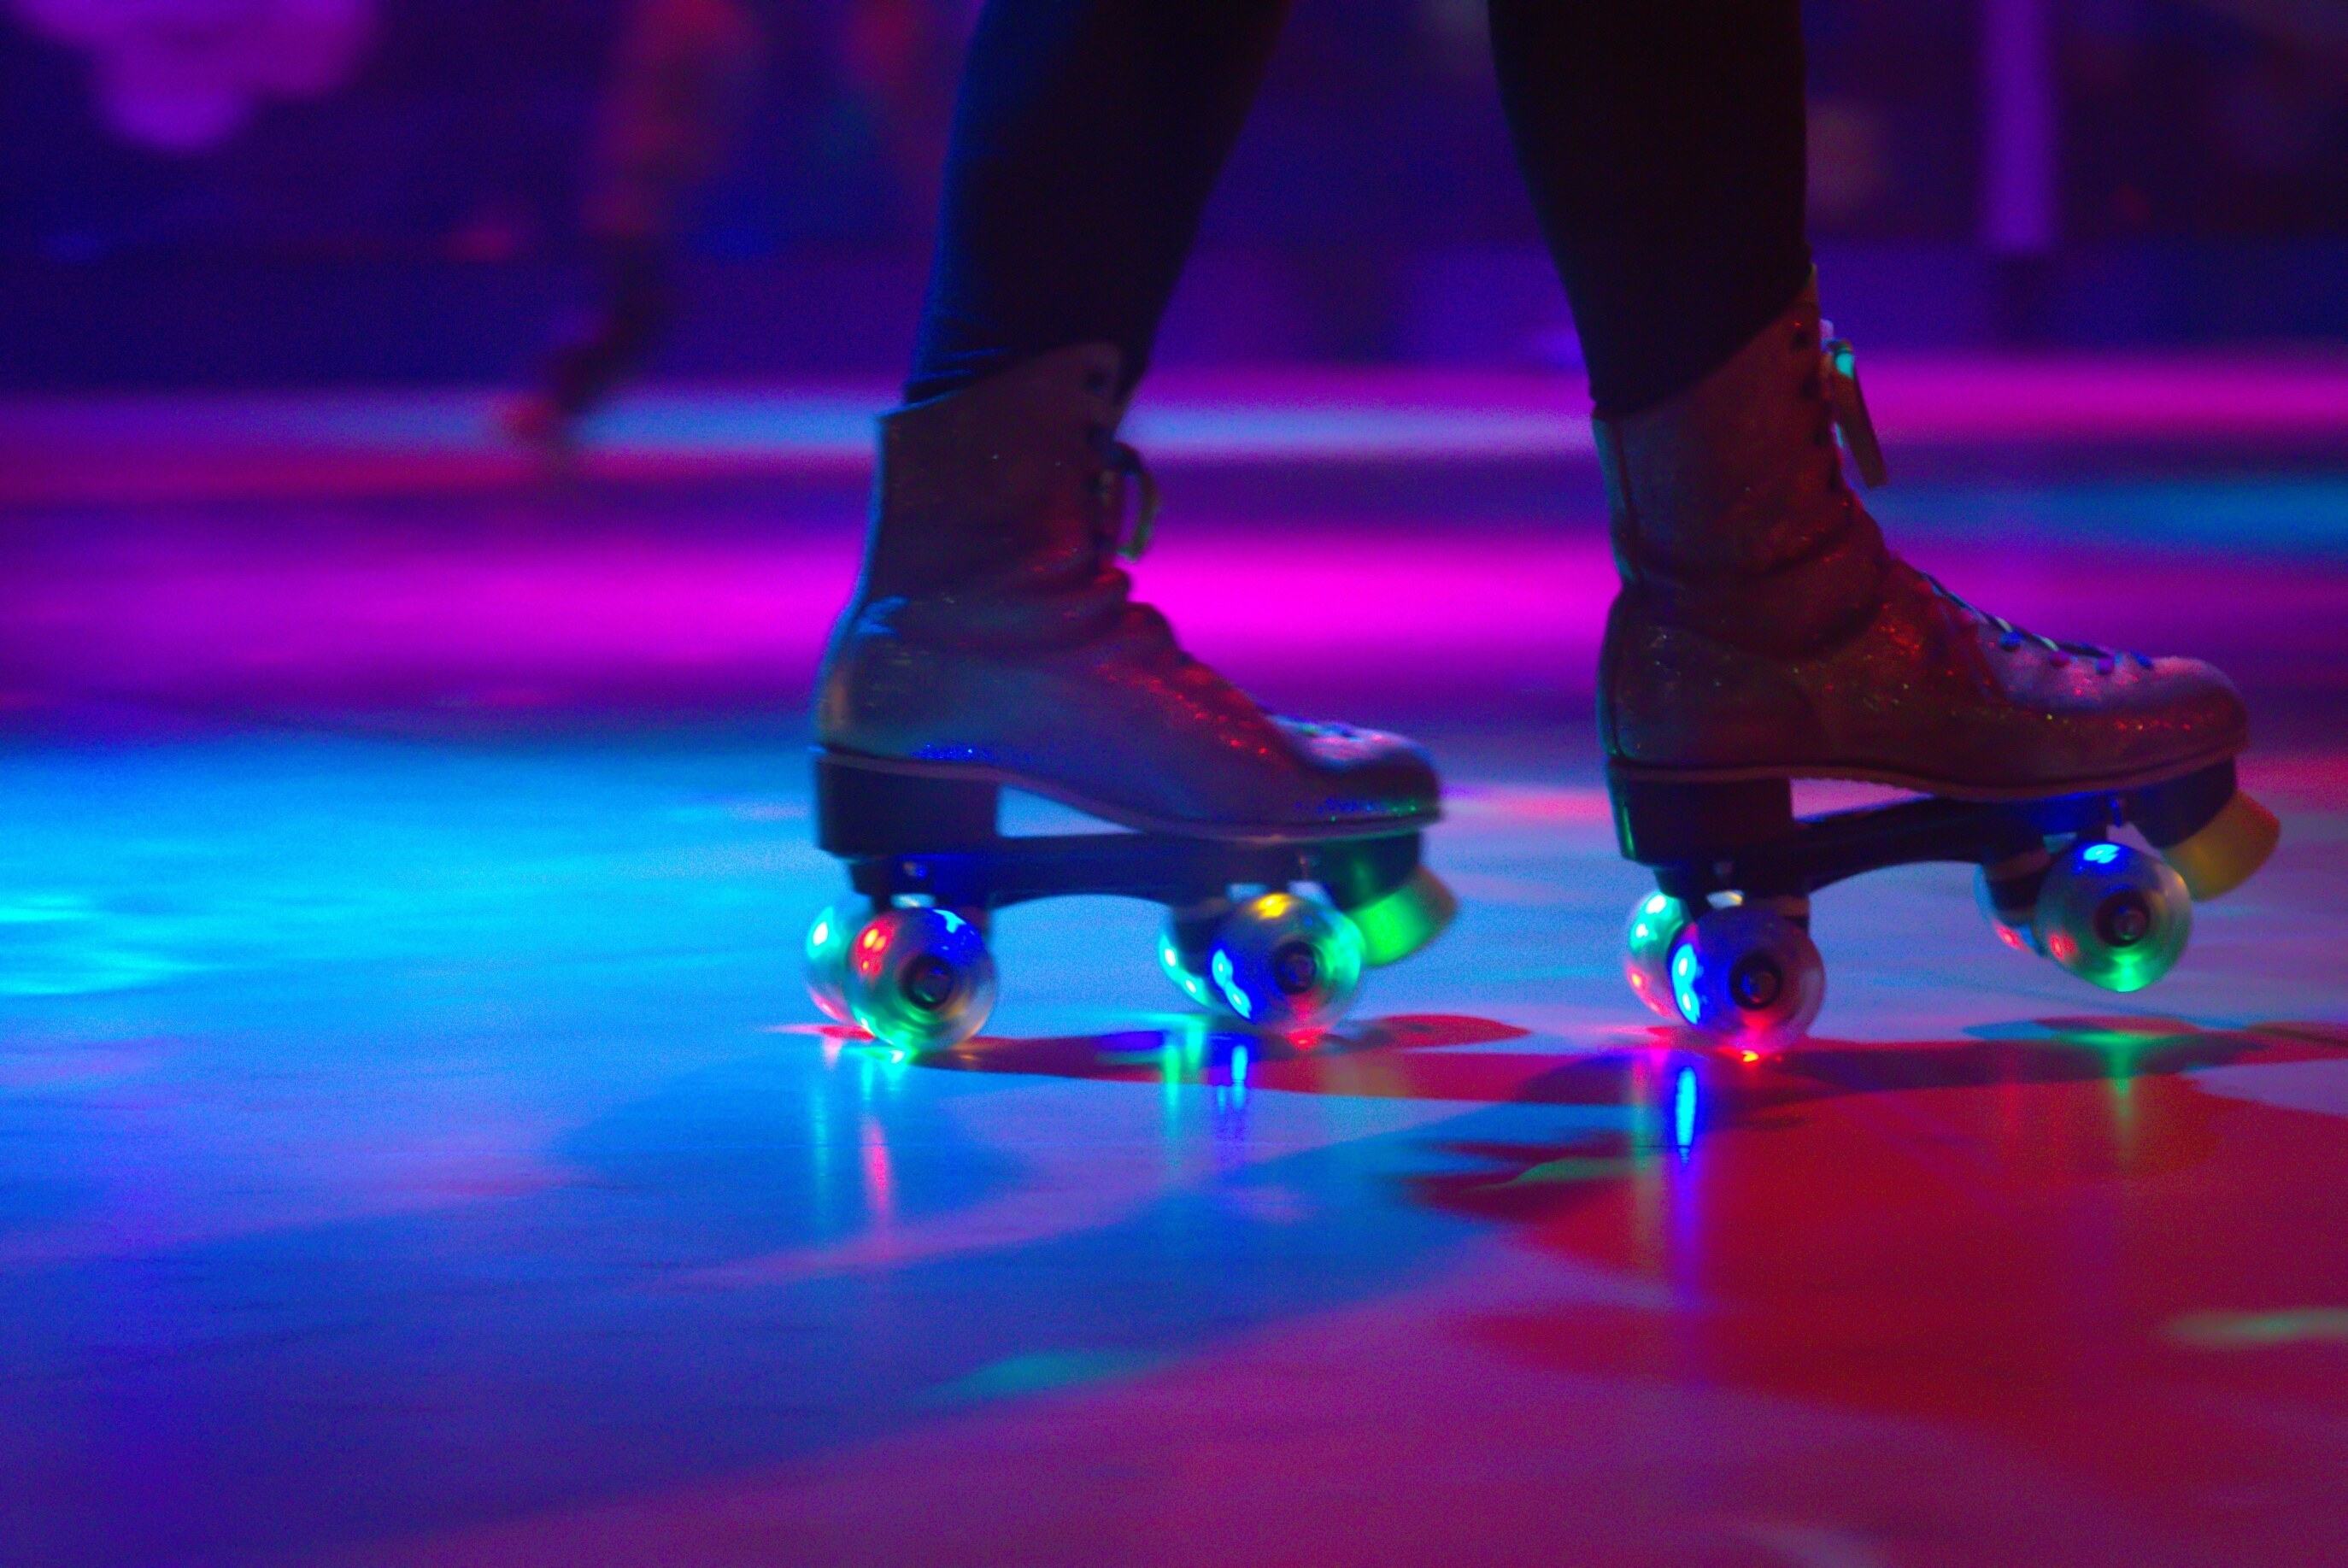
1667,903,1824,1050
1624,890,1695,1019
1972,860,2048,957
1205,892,1364,1033
1158,896,1234,1009
841,906,997,1051
2034,841,2190,993
804,897,875,1025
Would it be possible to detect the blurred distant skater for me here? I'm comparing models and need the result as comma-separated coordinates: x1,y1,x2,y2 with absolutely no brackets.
502,0,762,453
504,0,972,453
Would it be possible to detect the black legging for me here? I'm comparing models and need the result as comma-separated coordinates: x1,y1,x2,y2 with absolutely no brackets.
906,0,1811,419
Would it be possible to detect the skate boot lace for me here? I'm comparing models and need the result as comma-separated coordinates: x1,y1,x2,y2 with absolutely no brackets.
1920,573,2154,675
1820,327,2148,679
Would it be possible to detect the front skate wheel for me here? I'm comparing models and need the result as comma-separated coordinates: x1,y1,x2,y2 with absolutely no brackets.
803,897,875,1025
841,906,998,1051
1623,890,1696,1019
1205,892,1364,1033
2034,842,2190,993
1667,903,1824,1050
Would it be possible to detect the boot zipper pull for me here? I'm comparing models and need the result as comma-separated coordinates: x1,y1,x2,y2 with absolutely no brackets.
1822,327,1889,490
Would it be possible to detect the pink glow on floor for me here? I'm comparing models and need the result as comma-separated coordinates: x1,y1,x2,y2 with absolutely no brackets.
3,512,2341,726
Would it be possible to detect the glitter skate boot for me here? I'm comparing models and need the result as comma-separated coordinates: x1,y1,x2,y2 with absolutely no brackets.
805,344,1454,1049
1600,282,2279,1044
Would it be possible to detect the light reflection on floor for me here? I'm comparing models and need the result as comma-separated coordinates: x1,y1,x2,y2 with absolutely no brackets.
1,372,2345,1567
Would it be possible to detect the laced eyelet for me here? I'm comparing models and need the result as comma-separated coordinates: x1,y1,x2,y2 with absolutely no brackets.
1927,572,2125,669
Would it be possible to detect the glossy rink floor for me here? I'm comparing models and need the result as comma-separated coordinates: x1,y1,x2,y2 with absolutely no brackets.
3,365,2346,1567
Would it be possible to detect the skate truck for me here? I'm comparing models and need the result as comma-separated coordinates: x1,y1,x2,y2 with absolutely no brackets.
1611,758,2280,1049
801,754,1456,1053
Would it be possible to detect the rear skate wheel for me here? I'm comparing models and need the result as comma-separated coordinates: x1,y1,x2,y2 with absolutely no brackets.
1624,890,1695,1019
2034,842,2190,993
1667,903,1824,1051
1158,896,1234,1009
841,906,998,1051
1205,892,1364,1033
803,897,874,1025
1338,865,1459,967
1972,850,2052,957
2158,791,2279,902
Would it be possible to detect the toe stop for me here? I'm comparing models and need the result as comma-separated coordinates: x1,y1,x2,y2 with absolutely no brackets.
2162,790,2280,901
1348,865,1459,966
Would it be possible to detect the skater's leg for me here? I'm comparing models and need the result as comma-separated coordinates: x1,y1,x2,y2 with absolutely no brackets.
906,0,1291,402
1488,0,1811,418
539,237,673,420
509,0,760,445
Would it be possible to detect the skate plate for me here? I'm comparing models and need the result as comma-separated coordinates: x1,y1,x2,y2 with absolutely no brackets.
807,750,1453,1049
1611,759,2275,1046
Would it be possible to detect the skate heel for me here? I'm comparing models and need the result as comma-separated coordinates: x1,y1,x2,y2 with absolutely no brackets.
1606,771,1795,866
815,753,1000,857
2129,761,2280,901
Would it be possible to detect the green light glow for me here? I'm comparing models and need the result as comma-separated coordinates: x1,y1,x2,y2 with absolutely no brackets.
1346,866,1457,966
1501,1156,1639,1187
2166,1309,2348,1348
922,1350,1154,1406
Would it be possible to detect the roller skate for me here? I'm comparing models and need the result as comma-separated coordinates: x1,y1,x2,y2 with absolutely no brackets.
804,344,1456,1051
1600,282,2279,1048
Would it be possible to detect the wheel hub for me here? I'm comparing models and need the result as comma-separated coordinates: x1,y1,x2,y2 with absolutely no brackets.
2095,891,2152,948
902,954,959,1009
1729,954,1784,1011
1271,941,1320,996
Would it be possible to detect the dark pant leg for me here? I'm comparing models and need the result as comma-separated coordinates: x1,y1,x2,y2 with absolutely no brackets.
1488,0,1812,418
542,237,672,418
905,0,1291,403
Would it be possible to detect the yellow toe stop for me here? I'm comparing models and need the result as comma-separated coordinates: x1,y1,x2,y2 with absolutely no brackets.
1347,865,1459,966
2161,790,2280,901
